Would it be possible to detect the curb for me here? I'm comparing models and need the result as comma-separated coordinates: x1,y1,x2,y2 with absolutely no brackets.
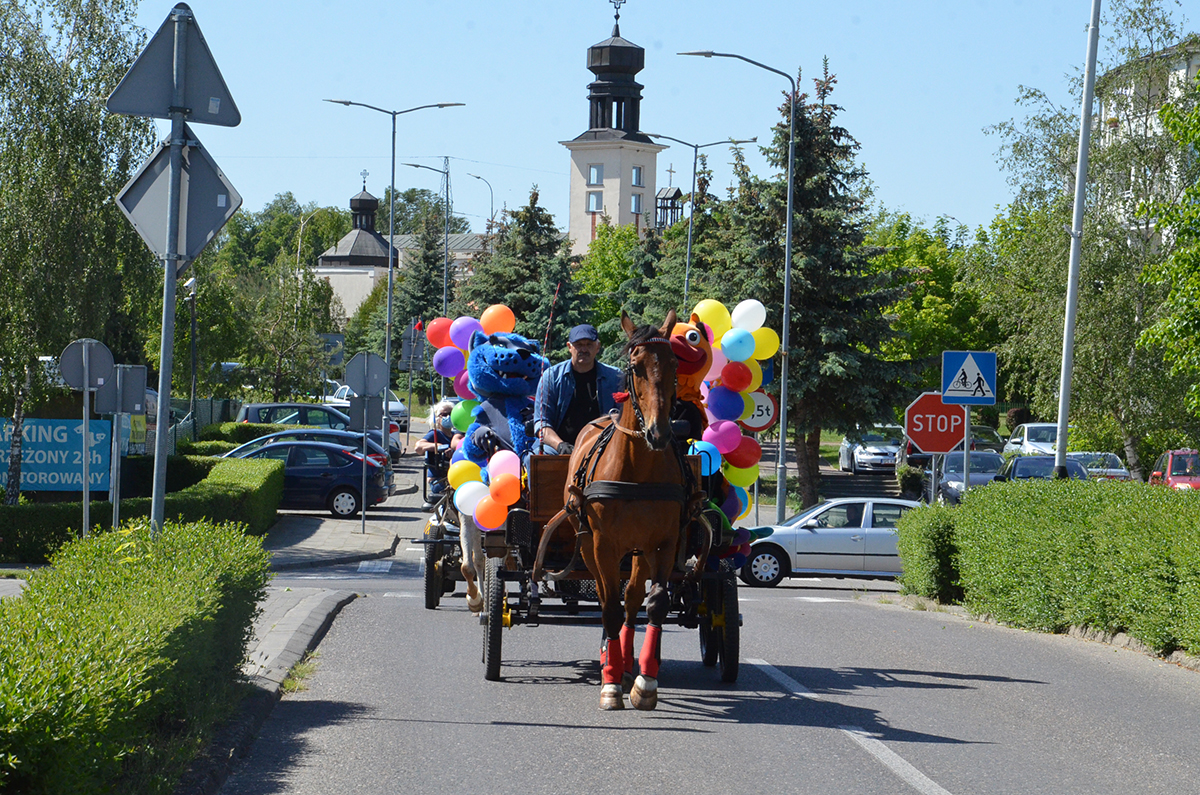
268,534,400,571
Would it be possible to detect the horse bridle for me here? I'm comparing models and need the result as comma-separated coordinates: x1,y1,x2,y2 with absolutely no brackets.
619,336,671,441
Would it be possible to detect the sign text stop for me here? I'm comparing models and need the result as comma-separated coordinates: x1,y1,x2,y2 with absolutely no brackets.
905,391,968,454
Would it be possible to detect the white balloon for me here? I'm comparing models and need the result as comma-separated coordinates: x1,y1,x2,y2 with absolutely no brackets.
730,299,767,332
454,481,490,515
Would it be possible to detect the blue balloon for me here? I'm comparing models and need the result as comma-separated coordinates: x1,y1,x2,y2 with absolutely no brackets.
450,447,467,464
688,440,723,476
720,328,756,362
759,358,774,386
707,386,744,421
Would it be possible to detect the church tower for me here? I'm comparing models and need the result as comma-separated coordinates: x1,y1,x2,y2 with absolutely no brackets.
561,4,665,257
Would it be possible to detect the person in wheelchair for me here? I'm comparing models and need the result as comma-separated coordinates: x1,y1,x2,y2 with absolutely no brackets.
415,400,462,511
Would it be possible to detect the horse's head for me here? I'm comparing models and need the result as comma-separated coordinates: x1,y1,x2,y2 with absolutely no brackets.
621,309,678,451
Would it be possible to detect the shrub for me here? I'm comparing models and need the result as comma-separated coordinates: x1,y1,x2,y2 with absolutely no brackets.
894,464,924,499
0,518,271,794
200,422,291,444
896,504,961,603
1006,406,1032,429
177,439,239,456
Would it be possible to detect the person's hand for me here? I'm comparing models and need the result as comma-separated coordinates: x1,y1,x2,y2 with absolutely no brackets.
556,441,574,455
474,428,505,457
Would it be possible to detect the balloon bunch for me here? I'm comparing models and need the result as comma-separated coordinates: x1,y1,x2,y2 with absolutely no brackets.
446,449,522,532
426,304,517,433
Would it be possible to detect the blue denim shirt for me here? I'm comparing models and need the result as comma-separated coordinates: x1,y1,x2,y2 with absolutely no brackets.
533,359,624,437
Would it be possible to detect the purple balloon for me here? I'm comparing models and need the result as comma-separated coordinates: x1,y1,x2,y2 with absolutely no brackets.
720,487,742,521
449,316,484,350
433,346,465,377
706,385,744,421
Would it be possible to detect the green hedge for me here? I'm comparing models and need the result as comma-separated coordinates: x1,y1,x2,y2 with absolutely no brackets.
200,422,291,444
897,480,1200,656
177,439,239,456
0,456,283,564
0,518,272,794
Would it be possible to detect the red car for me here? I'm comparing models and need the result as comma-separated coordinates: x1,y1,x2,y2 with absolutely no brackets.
1149,449,1200,489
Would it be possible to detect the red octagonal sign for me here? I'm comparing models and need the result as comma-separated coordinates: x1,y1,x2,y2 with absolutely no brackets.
905,391,968,454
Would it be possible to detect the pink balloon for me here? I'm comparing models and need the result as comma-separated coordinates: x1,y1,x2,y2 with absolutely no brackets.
703,420,742,455
433,346,465,377
451,436,463,451
488,449,521,480
453,370,476,399
449,316,484,350
709,346,728,376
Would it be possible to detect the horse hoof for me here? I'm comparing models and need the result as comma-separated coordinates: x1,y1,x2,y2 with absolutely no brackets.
621,672,635,694
599,684,625,710
466,593,483,614
630,675,658,711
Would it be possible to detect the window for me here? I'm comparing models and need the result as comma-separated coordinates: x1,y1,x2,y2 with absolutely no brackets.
631,193,643,214
587,191,603,213
588,164,603,185
871,504,910,529
631,165,644,187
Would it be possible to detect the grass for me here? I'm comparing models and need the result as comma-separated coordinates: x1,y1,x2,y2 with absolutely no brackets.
281,650,321,695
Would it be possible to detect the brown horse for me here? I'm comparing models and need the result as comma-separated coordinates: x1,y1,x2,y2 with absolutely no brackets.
564,310,702,710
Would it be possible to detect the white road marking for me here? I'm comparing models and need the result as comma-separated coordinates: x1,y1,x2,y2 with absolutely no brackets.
747,660,954,795
795,596,849,603
283,575,359,580
383,592,418,598
358,560,392,573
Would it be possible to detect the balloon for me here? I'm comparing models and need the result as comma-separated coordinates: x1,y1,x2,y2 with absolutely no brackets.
488,449,521,480
720,487,742,522
736,498,753,522
731,552,748,569
426,317,453,348
453,370,476,400
752,327,780,360
730,299,767,332
739,392,755,421
708,346,728,378
480,304,516,334
733,528,751,546
759,358,774,387
722,461,760,487
489,472,521,506
433,346,465,378
449,316,484,350
453,481,489,515
706,385,745,421
447,460,482,489
688,440,722,476
450,446,467,463
731,485,748,513
725,435,762,469
451,399,478,432
720,328,756,363
744,358,763,393
703,419,742,455
693,299,731,342
474,495,508,531
721,361,752,392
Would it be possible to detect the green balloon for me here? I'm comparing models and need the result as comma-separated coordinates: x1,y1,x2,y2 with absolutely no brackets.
451,399,479,432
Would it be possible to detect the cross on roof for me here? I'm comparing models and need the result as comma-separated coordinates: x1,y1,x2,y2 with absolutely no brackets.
610,0,625,22
666,163,675,186
360,169,369,190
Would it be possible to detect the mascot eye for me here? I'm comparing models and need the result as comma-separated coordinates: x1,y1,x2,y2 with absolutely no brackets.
684,329,702,346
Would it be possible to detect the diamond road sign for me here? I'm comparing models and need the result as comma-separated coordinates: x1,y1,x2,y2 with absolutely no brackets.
116,123,241,262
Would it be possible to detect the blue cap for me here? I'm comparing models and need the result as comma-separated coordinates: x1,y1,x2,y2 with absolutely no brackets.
568,324,599,343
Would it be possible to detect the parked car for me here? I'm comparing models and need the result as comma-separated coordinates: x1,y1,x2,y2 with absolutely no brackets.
240,440,388,518
934,451,1006,504
740,497,921,586
1148,449,1200,489
234,402,400,462
1067,452,1132,481
992,454,1088,482
222,428,395,494
949,425,1006,453
325,385,409,432
838,424,903,474
1003,422,1068,456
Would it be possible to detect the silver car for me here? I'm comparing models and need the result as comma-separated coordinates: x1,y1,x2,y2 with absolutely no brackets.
935,451,1006,504
740,497,921,586
1067,451,1132,481
838,424,903,474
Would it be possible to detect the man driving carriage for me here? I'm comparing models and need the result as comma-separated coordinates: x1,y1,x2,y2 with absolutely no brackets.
533,323,624,456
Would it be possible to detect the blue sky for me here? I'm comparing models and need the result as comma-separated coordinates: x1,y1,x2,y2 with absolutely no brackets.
132,1,1120,235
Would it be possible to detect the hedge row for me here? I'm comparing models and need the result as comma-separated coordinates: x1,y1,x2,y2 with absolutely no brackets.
0,518,272,794
0,456,283,564
177,439,239,456
896,481,1200,655
199,422,291,445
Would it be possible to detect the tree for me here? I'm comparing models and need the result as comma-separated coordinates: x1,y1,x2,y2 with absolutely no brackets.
373,186,470,237
575,219,643,348
0,0,156,503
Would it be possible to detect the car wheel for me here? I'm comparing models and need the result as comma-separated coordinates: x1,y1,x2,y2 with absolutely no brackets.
850,455,859,475
742,545,787,587
328,486,360,518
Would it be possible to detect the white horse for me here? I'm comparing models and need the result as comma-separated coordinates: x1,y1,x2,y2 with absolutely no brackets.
459,515,485,613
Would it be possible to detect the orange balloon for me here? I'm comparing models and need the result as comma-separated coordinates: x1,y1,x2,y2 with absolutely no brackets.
489,472,521,506
427,316,453,348
480,304,516,334
474,495,508,530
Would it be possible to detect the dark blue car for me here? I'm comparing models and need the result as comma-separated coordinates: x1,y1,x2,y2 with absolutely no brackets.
244,441,388,518
223,428,395,495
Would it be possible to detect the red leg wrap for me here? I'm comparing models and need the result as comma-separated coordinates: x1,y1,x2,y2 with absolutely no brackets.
639,624,662,680
601,638,623,685
620,624,636,675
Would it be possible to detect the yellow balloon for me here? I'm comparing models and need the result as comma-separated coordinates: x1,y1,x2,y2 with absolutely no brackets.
693,299,732,342
447,460,482,490
722,462,760,487
739,392,755,420
737,495,753,521
752,327,780,360
744,358,763,393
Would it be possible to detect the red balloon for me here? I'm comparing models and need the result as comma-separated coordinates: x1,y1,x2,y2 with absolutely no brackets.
427,317,453,348
724,434,762,469
721,361,753,392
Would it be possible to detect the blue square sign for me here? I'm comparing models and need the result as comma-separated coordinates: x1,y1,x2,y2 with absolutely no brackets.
942,351,997,405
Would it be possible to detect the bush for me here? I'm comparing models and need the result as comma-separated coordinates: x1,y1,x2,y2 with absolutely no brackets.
1006,406,1032,429
200,422,291,444
896,504,961,603
894,464,924,499
0,518,271,794
177,439,239,456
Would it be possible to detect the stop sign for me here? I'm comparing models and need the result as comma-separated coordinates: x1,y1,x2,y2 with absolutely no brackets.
905,391,968,454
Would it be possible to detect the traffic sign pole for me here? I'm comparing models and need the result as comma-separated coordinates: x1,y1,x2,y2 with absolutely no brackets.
83,343,91,537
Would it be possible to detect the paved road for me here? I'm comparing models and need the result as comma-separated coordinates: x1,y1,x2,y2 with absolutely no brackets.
222,547,1200,795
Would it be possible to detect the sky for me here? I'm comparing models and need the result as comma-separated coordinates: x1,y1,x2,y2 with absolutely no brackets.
128,0,1143,236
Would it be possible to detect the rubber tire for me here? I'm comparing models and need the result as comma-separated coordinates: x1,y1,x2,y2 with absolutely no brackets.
483,557,504,681
743,545,787,588
718,575,740,683
423,521,444,610
699,612,719,667
327,486,359,518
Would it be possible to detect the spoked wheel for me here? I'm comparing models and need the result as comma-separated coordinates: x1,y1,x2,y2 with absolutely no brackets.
718,574,740,683
483,557,505,681
699,578,720,667
423,521,444,610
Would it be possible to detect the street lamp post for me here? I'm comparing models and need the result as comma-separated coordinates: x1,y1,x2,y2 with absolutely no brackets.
467,172,494,236
645,133,756,308
403,161,453,316
681,50,796,523
323,100,463,417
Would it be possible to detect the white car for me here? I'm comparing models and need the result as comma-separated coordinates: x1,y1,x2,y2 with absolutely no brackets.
1003,422,1067,456
838,424,903,474
325,384,409,433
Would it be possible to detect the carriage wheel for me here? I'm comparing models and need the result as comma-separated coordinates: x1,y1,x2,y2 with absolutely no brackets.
483,557,505,681
423,521,445,610
699,588,720,668
718,575,740,683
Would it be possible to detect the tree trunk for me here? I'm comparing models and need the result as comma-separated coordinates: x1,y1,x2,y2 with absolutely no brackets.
793,427,821,509
5,366,30,506
1123,432,1144,482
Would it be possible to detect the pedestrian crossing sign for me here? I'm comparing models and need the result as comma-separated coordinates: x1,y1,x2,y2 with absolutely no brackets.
941,351,997,405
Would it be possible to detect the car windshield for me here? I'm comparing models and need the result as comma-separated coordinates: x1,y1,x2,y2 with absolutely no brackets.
973,427,1003,444
861,427,901,445
1013,458,1087,479
1170,453,1200,476
1069,452,1121,469
1027,426,1058,443
944,453,1004,475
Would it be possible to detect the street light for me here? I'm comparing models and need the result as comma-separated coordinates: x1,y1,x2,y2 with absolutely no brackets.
323,99,464,419
403,161,453,316
644,133,756,308
183,276,197,426
467,172,494,236
681,50,796,523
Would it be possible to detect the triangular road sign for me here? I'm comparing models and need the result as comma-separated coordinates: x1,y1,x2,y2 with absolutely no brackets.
106,3,240,127
942,351,997,404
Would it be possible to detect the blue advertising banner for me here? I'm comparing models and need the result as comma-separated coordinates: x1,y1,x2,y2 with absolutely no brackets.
0,419,111,491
